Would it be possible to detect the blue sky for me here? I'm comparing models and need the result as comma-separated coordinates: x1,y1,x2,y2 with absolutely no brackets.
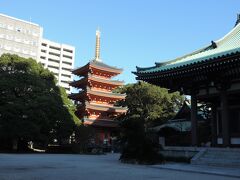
0,0,239,83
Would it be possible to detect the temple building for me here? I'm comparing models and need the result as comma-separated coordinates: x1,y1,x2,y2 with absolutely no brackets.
134,15,240,147
69,30,127,145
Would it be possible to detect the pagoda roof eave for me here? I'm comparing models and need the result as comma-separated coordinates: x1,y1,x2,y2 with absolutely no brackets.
69,77,87,88
72,63,90,75
90,60,123,74
87,88,126,99
84,118,119,128
72,60,123,76
134,21,240,76
85,102,127,113
68,90,86,100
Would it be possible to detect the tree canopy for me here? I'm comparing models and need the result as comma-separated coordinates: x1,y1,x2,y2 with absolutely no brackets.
117,81,183,127
117,82,183,163
0,54,76,150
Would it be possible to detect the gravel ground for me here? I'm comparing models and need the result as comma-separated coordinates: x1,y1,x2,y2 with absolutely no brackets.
0,153,238,180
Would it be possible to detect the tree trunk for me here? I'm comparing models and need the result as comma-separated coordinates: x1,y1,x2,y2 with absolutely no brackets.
12,139,18,151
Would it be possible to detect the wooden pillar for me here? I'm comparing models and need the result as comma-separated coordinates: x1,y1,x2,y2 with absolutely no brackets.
211,104,217,146
191,94,198,146
221,91,230,147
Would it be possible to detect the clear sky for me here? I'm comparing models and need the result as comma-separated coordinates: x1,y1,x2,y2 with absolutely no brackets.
0,0,239,84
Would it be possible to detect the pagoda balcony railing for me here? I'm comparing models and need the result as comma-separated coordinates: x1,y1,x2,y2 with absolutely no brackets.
85,102,127,112
87,87,126,98
70,75,124,88
90,102,115,107
90,74,110,80
89,74,124,85
69,88,125,100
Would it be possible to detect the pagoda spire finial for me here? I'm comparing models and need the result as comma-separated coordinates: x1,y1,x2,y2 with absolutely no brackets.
95,28,101,61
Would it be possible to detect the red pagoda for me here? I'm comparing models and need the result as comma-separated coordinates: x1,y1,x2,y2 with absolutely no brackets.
69,30,127,145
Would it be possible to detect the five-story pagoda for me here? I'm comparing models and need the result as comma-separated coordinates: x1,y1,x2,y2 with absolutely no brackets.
69,30,127,145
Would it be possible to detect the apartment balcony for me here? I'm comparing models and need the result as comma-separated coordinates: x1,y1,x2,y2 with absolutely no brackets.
48,54,60,61
48,60,60,67
61,69,72,75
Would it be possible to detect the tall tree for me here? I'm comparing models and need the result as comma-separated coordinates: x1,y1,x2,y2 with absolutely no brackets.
0,54,75,150
117,82,183,163
117,82,183,127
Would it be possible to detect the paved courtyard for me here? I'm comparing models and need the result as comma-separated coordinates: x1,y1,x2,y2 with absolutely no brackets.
0,153,239,180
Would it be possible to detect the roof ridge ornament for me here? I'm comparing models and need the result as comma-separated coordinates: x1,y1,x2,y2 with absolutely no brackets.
211,41,217,49
235,13,240,27
95,28,102,62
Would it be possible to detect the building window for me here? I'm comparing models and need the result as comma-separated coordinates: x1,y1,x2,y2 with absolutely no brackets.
42,43,47,47
48,58,60,63
63,55,72,59
40,56,46,60
49,52,60,57
62,67,72,71
61,74,71,78
49,46,61,51
16,27,22,32
41,49,46,53
48,65,59,70
63,48,73,53
61,80,69,84
62,61,72,65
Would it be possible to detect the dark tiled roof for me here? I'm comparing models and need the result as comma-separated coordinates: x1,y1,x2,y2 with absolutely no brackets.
90,60,123,72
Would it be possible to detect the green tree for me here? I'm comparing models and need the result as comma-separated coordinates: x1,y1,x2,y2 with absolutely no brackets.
117,82,183,163
0,54,75,151
117,81,183,127
74,125,96,153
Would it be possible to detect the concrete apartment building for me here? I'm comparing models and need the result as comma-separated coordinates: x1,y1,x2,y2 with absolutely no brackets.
40,39,74,92
0,13,74,93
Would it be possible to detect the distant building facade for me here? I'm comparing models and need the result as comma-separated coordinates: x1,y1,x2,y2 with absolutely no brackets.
0,13,74,93
39,39,74,93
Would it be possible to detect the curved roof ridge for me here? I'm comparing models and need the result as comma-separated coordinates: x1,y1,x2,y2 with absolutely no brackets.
161,45,212,66
136,65,158,71
135,18,240,74
215,21,240,45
